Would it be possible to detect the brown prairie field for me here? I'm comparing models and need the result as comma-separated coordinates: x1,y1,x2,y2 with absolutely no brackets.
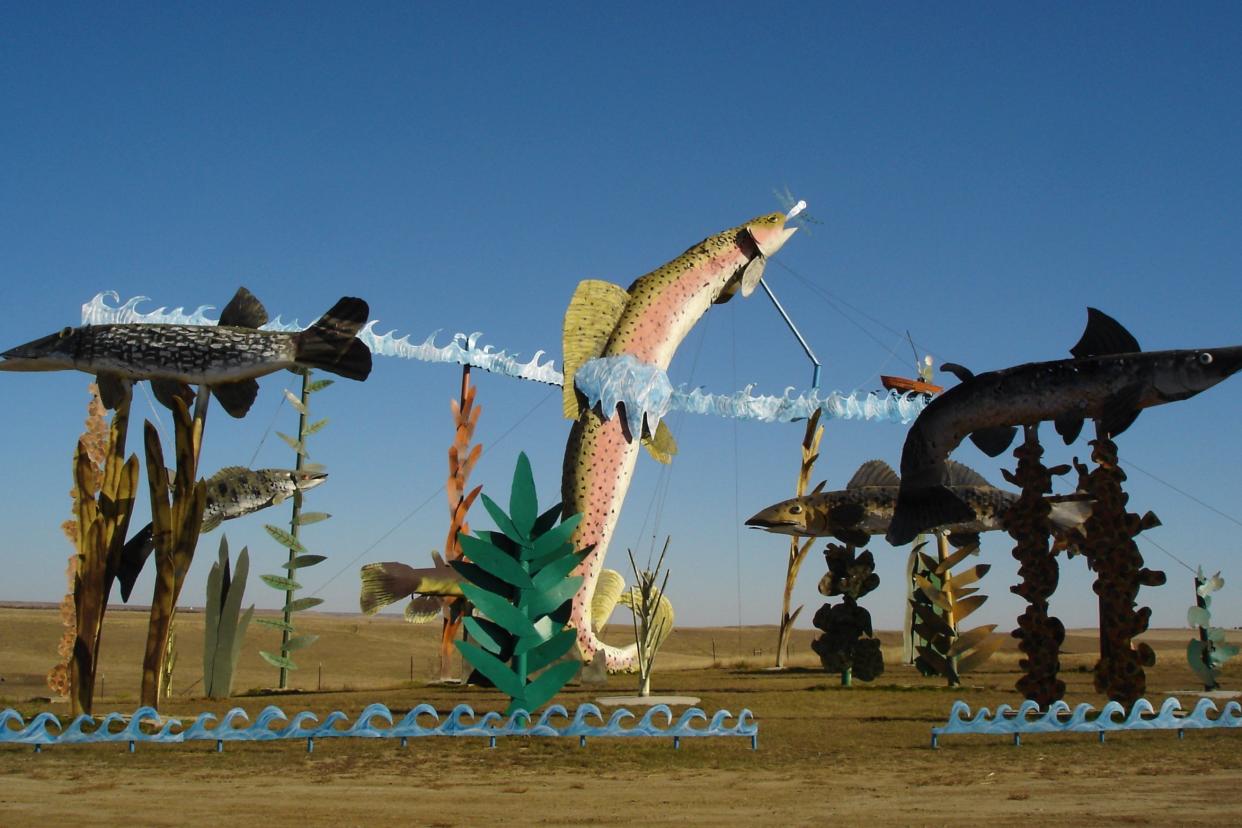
2,606,1242,826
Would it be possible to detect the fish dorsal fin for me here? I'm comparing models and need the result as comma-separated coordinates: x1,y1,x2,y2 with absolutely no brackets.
1070,308,1140,358
940,363,974,383
561,279,629,419
642,419,678,464
810,479,827,495
944,461,992,488
846,460,900,488
208,466,249,483
431,550,446,568
219,287,269,329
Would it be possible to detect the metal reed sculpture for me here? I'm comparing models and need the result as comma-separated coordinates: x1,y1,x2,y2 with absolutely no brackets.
1003,425,1067,706
776,410,822,668
1072,427,1165,707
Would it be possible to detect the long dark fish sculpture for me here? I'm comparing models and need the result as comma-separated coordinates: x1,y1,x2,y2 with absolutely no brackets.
0,287,371,417
746,459,1091,548
886,308,1242,546
117,466,327,601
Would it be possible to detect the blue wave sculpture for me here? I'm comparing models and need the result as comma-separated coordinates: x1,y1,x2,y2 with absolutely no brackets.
80,292,929,425
0,703,757,752
931,697,1242,748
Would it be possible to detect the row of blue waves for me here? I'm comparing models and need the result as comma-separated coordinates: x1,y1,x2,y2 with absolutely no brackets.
0,703,756,748
80,292,929,425
932,696,1242,746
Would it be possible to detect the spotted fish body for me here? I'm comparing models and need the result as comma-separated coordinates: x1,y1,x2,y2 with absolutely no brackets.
561,213,797,670
0,287,371,417
746,460,1091,546
199,466,328,532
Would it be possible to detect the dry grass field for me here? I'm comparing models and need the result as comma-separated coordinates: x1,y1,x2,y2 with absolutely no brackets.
2,606,1242,826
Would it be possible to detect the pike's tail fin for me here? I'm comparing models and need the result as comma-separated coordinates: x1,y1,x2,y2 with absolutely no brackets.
886,485,975,546
294,297,372,381
359,562,417,614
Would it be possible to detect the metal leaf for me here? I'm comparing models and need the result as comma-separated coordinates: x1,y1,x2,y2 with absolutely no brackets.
283,389,308,416
296,512,331,526
509,452,538,537
304,417,330,436
515,659,579,712
464,615,508,655
305,378,335,394
480,495,523,544
458,533,534,588
934,543,980,577
524,628,577,674
259,650,297,670
255,618,295,633
950,594,987,625
276,432,306,456
458,582,538,639
524,514,582,561
261,574,302,591
525,576,583,619
455,640,525,697
286,596,323,612
264,525,308,555
945,564,990,591
284,634,319,652
955,630,1006,674
282,554,327,570
947,624,997,657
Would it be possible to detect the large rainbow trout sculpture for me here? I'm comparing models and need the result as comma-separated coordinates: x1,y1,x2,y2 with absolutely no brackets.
561,212,798,670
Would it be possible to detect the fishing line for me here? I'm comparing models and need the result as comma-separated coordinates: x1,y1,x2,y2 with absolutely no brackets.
1135,534,1197,576
731,304,744,650
247,392,288,467
138,381,168,444
1117,455,1242,530
308,387,557,597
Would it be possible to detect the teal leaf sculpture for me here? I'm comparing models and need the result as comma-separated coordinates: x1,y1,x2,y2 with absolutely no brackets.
453,452,588,714
1187,567,1239,690
203,537,255,699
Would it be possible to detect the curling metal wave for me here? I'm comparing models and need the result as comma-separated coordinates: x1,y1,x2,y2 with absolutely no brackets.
931,696,1242,747
81,292,928,425
0,703,758,751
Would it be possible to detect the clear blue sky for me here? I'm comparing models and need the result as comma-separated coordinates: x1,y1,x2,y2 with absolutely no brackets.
2,4,1241,639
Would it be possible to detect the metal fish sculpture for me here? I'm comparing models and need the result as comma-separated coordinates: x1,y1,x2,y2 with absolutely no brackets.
358,553,463,622
117,467,327,601
886,308,1242,546
0,287,371,417
746,459,1091,549
561,212,798,670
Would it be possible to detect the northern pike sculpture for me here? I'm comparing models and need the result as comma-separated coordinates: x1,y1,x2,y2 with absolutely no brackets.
747,459,1091,549
886,308,1242,546
117,466,328,601
561,211,798,670
0,287,371,417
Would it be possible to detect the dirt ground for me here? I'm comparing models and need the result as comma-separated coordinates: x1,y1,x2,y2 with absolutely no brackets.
2,607,1241,826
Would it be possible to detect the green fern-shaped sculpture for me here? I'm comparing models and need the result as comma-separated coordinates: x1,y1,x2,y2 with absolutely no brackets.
453,452,587,715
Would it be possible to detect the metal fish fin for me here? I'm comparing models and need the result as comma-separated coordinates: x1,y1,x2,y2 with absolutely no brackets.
641,419,678,464
200,513,222,533
940,363,975,383
404,596,443,624
833,527,871,548
737,250,766,298
561,279,630,418
846,460,900,489
208,466,250,482
218,287,269,329
810,479,827,495
943,461,991,488
212,378,260,418
358,562,420,614
968,425,1018,457
886,485,976,546
947,531,980,549
96,373,131,410
270,491,287,506
116,523,155,603
828,502,865,527
1099,382,1144,438
1054,413,1085,444
292,297,371,381
150,379,195,412
431,550,446,568
1070,307,1141,358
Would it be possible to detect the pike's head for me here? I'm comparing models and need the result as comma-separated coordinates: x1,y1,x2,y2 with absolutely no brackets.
713,212,798,304
289,469,329,492
1153,346,1242,403
746,497,813,536
0,326,81,372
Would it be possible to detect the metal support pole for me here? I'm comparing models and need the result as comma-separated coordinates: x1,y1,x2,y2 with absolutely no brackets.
758,278,822,389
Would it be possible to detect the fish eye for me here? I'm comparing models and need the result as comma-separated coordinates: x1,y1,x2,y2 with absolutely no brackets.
789,505,802,514
1198,352,1214,365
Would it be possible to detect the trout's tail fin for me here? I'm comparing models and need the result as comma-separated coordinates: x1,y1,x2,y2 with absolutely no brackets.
294,297,372,380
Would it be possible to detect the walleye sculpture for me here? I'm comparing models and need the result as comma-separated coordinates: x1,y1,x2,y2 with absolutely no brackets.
117,466,328,601
746,459,1091,549
886,308,1242,546
561,211,798,670
0,287,371,417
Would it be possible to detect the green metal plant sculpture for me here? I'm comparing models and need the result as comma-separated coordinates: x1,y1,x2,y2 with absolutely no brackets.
452,452,587,714
811,544,883,686
1188,568,1238,691
204,536,255,699
260,372,332,686
910,536,1002,686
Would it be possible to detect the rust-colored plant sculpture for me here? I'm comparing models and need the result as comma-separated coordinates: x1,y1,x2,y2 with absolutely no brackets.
775,409,823,668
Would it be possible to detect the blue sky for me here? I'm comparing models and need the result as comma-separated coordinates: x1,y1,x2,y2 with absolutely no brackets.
2,4,1241,637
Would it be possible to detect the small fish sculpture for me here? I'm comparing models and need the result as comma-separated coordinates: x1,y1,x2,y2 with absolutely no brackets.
117,467,327,601
886,308,1242,546
746,459,1091,548
358,553,463,622
0,287,371,417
